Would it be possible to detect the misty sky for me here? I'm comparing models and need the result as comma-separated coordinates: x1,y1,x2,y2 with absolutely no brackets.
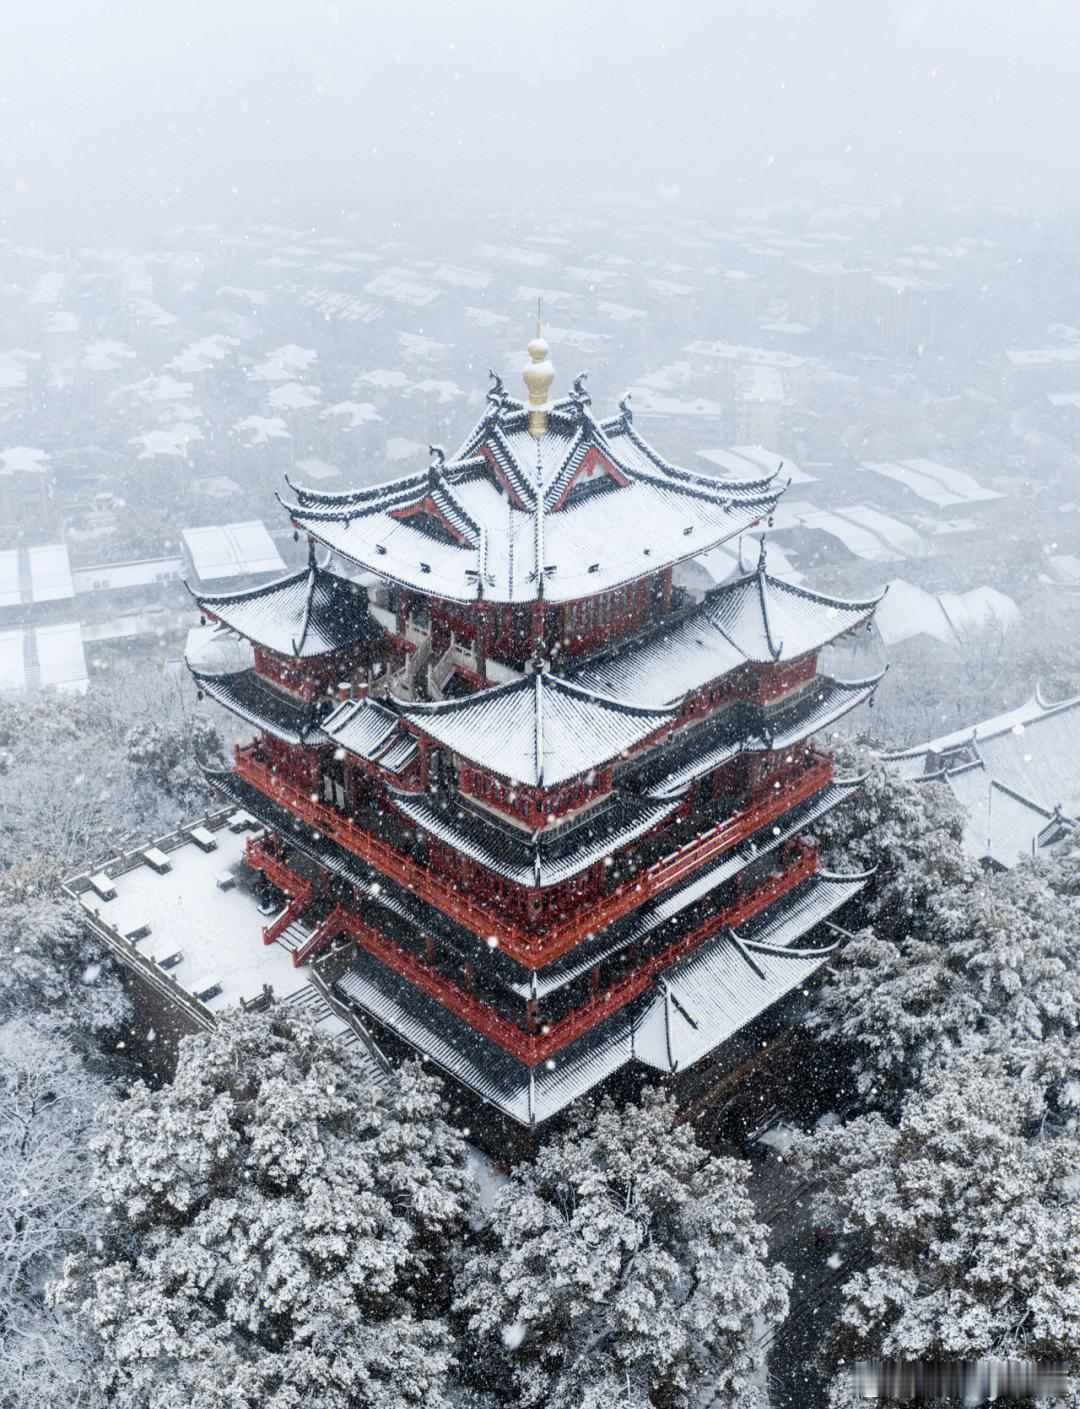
1,0,1078,240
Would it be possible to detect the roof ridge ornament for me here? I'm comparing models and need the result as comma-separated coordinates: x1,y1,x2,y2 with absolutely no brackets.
618,391,633,423
570,371,591,410
523,320,555,439
485,369,507,415
427,444,446,487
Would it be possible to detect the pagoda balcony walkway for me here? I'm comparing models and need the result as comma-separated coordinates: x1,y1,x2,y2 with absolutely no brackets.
308,841,820,1065
233,744,833,969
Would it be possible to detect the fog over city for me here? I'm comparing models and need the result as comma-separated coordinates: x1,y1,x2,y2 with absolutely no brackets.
1,5,1080,1409
3,0,1079,234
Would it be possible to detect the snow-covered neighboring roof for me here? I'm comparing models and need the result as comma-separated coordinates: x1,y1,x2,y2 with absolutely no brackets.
71,556,183,594
1045,553,1080,587
269,382,322,412
192,561,375,657
0,445,49,476
859,457,1001,508
250,344,318,382
887,687,1080,867
0,543,73,609
684,340,806,369
182,521,285,586
130,426,201,460
0,621,87,694
322,402,380,429
282,385,781,605
365,269,440,307
0,349,40,390
233,415,291,445
797,505,928,562
874,578,1018,648
398,668,674,788
190,475,243,499
167,335,239,375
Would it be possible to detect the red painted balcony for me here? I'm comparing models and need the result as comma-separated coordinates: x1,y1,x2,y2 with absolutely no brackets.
325,841,819,1064
233,745,833,968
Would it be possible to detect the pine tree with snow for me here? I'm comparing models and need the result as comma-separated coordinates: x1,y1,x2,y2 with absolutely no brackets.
456,1089,789,1409
57,1008,475,1409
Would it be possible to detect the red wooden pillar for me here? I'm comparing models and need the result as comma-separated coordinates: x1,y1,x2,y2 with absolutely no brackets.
417,737,430,791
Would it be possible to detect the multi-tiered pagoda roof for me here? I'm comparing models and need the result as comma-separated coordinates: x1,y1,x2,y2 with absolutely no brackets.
180,328,882,1128
281,375,782,604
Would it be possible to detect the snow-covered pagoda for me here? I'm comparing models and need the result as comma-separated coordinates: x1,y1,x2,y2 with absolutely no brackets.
185,329,882,1127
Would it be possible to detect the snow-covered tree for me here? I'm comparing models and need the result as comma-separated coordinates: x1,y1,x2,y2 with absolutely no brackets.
456,1090,789,1409
0,668,221,873
0,868,129,1041
808,749,1080,1109
793,1062,1080,1407
57,1008,475,1409
815,746,981,930
124,712,223,808
0,1018,112,1409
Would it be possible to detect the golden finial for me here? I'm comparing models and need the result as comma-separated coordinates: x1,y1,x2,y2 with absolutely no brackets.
522,319,555,438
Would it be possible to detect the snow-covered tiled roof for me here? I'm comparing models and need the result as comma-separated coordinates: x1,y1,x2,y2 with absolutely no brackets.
886,687,1080,867
334,956,638,1126
640,674,882,800
573,562,879,707
398,667,674,788
633,928,833,1073
182,521,285,584
319,696,418,775
192,563,377,658
391,791,677,888
189,665,323,745
280,386,781,605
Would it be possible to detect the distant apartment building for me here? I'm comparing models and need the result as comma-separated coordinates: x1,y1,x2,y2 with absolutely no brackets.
862,274,941,357
734,365,789,447
1006,346,1080,395
788,262,943,355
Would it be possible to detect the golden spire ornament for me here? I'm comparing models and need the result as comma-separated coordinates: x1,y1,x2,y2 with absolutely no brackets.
522,320,555,438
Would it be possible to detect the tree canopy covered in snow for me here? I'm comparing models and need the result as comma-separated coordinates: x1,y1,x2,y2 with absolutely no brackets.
809,748,1080,1109
456,1090,788,1409
0,1019,112,1409
0,666,222,875
57,1008,475,1409
793,1063,1080,1407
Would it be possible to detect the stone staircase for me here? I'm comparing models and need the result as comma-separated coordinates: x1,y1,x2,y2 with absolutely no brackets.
282,981,390,1086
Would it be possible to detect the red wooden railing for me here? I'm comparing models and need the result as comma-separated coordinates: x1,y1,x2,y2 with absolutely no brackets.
322,842,819,1064
291,907,348,969
246,837,314,945
234,746,833,969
